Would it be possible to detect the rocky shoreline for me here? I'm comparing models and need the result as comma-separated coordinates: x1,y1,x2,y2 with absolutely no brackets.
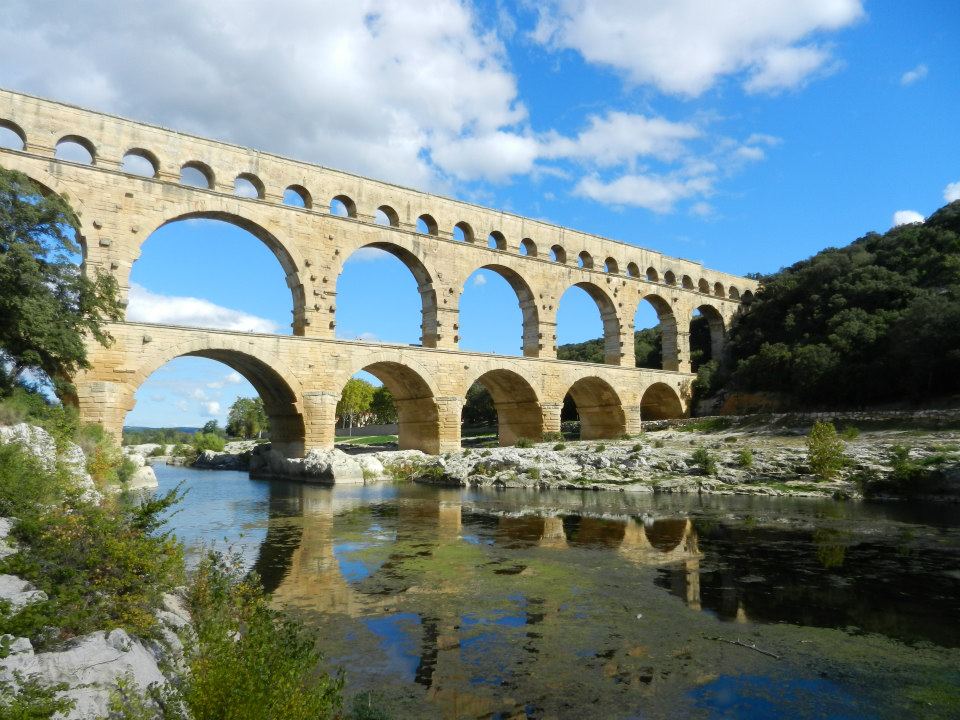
0,424,189,718
158,420,960,501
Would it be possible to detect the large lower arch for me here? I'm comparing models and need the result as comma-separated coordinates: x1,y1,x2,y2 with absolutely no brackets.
465,369,542,445
339,242,439,348
461,264,540,357
558,282,622,365
125,343,306,456
640,382,684,420
150,210,307,335
564,377,626,439
345,361,441,453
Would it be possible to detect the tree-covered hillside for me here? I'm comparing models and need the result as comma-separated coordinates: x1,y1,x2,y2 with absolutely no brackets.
723,201,960,407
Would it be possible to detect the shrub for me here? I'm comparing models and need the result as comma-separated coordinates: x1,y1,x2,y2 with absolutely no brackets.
691,447,717,475
839,425,860,440
631,443,644,453
653,439,665,448
148,445,165,457
193,432,226,454
0,445,184,648
806,421,846,481
552,443,566,451
542,431,564,442
180,551,343,720
0,673,74,717
173,443,197,460
594,443,606,452
526,467,541,480
737,448,754,468
514,437,533,448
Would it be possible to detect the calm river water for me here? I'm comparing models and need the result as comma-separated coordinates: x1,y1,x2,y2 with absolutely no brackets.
155,464,960,719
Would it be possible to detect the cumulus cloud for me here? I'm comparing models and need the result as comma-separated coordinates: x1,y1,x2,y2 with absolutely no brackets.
541,112,699,166
574,173,713,213
900,64,928,86
225,372,244,384
472,273,488,287
532,0,863,96
0,0,527,188
203,401,221,417
893,210,924,227
126,284,280,333
944,181,960,203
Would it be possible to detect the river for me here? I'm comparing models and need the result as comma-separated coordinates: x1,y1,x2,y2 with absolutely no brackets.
155,464,960,719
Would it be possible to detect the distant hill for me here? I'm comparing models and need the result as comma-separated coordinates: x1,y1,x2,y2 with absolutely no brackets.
717,201,960,407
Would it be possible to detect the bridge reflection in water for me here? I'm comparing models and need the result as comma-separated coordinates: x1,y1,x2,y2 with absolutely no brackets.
247,483,706,717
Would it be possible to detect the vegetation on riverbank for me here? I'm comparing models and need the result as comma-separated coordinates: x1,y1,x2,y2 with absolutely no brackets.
0,387,354,718
709,201,960,408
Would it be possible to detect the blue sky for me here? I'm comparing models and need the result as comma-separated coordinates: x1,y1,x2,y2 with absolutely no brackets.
2,1,957,427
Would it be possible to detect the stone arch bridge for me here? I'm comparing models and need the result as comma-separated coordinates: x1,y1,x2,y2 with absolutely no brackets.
0,89,757,455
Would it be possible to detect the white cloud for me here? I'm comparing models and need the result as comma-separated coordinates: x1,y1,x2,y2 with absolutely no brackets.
574,173,713,213
203,401,221,417
533,0,863,96
225,372,244,384
191,388,207,400
944,181,960,203
432,131,540,182
0,0,527,188
472,273,488,287
743,44,833,94
900,64,928,86
541,111,699,166
126,283,280,333
893,210,924,226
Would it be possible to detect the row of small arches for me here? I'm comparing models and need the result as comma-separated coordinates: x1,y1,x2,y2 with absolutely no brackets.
0,120,746,300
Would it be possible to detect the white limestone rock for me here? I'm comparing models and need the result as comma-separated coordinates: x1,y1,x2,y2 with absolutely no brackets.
0,574,48,611
251,447,365,484
0,629,167,720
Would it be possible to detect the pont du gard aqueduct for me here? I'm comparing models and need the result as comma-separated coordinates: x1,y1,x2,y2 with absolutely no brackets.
0,88,757,456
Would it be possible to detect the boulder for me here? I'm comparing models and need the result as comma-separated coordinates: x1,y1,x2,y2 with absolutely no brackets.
250,447,365,484
0,629,168,720
0,573,47,611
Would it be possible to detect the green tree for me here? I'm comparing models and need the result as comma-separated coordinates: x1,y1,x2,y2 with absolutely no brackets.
336,378,374,428
723,201,960,407
227,397,269,439
0,168,122,396
369,385,397,424
462,383,496,426
201,419,223,436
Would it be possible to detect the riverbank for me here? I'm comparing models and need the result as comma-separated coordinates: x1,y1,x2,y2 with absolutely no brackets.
375,421,960,500
0,423,347,719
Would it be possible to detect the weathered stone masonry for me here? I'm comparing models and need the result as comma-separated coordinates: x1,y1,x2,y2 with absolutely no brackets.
0,88,757,455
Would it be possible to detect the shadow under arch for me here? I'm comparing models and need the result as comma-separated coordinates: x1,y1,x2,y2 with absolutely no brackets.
461,264,540,357
343,360,441,453
339,242,439,348
645,518,690,553
693,303,726,364
148,210,307,335
130,344,306,457
464,368,542,445
559,281,622,365
637,293,681,371
640,382,684,420
564,376,626,439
